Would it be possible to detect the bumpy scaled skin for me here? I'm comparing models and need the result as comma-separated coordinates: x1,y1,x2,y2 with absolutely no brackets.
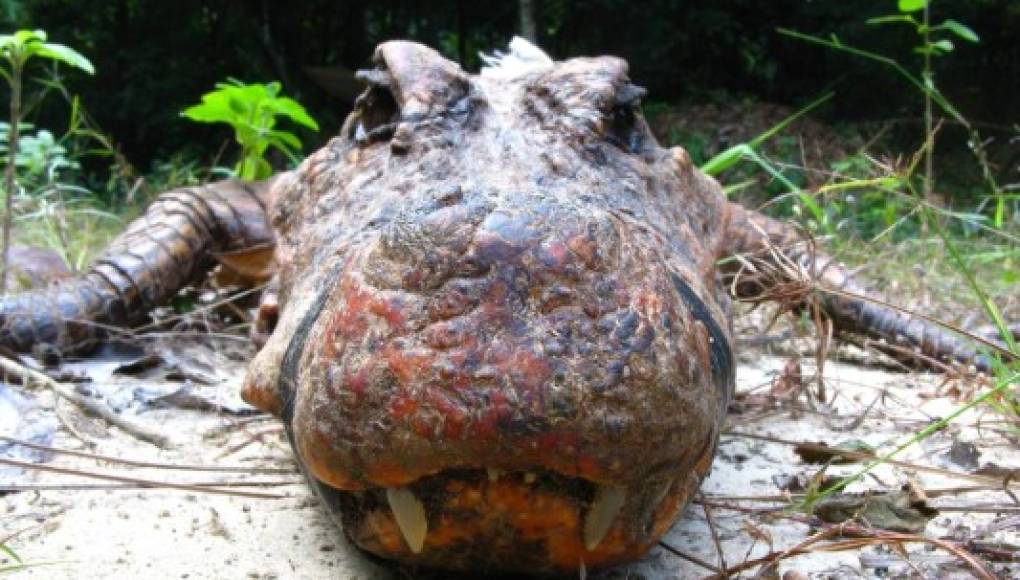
0,41,1007,574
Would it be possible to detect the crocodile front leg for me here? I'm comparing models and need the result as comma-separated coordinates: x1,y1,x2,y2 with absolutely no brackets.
719,202,1013,372
0,179,276,358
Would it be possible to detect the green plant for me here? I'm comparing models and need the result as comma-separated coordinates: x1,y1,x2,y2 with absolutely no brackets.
696,91,901,236
14,184,121,272
0,537,21,573
778,1,1009,229
790,139,1020,512
0,123,78,188
52,79,146,205
0,28,92,292
867,0,979,215
699,92,833,177
181,79,319,181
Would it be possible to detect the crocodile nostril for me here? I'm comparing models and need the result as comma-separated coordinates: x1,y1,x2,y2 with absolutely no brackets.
350,75,400,147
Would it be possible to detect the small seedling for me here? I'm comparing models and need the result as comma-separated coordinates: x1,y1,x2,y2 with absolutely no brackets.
0,29,93,293
778,1,1009,229
181,79,319,181
867,0,980,213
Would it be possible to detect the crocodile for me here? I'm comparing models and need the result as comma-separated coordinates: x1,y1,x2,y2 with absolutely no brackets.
0,39,1005,574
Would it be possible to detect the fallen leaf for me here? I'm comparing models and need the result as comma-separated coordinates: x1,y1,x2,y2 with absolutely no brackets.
813,486,937,533
795,440,876,464
213,244,276,286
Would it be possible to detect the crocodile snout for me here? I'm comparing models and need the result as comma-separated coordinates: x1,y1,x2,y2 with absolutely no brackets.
240,198,733,572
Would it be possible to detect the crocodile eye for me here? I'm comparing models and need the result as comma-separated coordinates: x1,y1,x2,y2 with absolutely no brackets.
605,83,647,154
349,71,399,145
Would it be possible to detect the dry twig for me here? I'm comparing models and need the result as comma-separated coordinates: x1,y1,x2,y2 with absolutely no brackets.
0,355,171,448
726,431,1020,490
0,457,285,500
0,435,296,474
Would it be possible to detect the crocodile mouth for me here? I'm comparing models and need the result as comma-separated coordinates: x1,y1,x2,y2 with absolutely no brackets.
306,467,690,573
248,225,726,572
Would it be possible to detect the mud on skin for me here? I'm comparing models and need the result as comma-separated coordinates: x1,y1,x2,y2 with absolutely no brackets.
0,38,1007,575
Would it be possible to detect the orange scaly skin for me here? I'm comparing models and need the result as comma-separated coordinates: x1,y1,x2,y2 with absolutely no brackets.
0,41,1007,574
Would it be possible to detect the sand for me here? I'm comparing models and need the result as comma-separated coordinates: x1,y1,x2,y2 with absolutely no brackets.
2,337,1017,579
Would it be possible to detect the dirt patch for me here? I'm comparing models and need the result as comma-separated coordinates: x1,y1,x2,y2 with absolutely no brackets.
2,338,1017,579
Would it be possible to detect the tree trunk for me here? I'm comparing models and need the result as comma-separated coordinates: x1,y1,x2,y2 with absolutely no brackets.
457,0,467,65
1,66,22,294
518,0,537,43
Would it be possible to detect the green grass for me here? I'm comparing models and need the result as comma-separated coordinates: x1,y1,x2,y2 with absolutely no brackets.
11,193,125,272
0,537,22,573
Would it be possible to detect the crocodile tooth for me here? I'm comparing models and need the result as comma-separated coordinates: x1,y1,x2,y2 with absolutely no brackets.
523,471,537,484
583,485,626,551
386,487,428,554
487,468,502,482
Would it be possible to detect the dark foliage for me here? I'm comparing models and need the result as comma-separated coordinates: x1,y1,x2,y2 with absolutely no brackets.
1,0,1016,171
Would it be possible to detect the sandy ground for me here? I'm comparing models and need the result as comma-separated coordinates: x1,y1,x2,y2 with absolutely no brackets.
1,336,1017,579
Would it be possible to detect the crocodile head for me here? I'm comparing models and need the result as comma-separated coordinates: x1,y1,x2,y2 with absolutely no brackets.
242,38,735,574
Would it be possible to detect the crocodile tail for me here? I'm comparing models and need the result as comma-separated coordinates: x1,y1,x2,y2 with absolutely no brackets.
0,179,275,357
720,203,1013,372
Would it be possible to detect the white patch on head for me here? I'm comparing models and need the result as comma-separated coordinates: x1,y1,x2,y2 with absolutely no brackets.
480,36,554,79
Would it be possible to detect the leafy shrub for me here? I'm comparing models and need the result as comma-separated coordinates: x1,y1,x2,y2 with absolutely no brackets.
0,123,78,188
181,79,319,180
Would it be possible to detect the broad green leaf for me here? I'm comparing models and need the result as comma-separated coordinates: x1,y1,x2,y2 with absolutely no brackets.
267,129,302,150
181,99,233,123
233,125,260,148
226,93,252,117
931,39,954,53
941,19,980,42
35,43,94,74
897,0,927,13
13,29,45,45
183,78,320,178
267,97,319,130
